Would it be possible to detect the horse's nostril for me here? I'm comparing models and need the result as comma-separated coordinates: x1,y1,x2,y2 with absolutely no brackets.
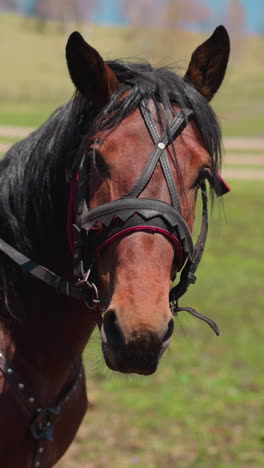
103,309,125,348
162,318,174,344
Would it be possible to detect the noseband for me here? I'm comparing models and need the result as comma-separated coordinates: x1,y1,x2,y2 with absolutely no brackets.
0,100,230,334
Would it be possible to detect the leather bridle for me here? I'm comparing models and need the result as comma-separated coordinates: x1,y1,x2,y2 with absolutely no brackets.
0,100,230,333
71,100,230,334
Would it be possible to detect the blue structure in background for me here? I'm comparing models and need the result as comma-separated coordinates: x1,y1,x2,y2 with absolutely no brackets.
202,0,263,35
7,0,264,35
17,0,36,16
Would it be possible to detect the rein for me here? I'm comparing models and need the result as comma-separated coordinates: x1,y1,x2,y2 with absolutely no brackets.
0,237,101,317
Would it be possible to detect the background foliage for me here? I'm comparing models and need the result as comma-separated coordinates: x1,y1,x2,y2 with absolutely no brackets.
0,13,264,136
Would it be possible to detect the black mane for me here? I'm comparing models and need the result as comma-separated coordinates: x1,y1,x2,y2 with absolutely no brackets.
0,60,222,258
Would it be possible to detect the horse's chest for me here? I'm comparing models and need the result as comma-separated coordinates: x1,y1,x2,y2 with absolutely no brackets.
0,368,88,467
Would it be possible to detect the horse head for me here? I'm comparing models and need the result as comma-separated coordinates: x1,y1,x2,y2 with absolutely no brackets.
66,27,230,375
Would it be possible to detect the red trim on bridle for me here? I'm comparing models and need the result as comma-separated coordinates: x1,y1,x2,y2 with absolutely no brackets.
216,172,231,193
94,225,185,271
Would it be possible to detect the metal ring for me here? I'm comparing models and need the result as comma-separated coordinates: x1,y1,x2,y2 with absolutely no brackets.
83,268,91,283
85,282,100,310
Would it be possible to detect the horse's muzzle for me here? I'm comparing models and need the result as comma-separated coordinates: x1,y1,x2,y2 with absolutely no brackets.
101,310,174,375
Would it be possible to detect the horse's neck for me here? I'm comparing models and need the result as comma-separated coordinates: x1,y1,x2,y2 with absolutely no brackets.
1,234,96,400
0,124,97,396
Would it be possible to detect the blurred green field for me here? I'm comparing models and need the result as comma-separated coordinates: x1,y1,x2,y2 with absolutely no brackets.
1,14,264,136
1,13,264,468
55,181,264,468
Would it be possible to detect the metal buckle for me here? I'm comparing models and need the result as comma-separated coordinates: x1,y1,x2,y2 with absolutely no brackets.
77,262,100,310
30,407,60,441
169,298,178,316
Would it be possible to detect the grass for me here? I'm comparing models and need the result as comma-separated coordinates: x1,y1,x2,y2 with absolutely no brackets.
55,181,264,468
0,14,264,136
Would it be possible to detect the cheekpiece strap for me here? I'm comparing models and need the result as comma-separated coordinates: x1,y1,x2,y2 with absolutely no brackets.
169,182,208,302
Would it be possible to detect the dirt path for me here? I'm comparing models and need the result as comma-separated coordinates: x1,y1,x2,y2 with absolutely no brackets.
0,143,12,153
1,127,264,179
1,126,264,148
222,168,264,180
223,155,264,165
224,137,264,151
0,125,34,138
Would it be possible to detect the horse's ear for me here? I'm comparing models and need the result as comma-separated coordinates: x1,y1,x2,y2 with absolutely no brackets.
184,25,230,101
66,31,119,109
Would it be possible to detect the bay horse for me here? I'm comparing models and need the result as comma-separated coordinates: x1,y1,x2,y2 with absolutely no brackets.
0,26,230,467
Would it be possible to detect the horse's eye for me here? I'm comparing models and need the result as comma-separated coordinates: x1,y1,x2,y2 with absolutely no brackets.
90,149,110,177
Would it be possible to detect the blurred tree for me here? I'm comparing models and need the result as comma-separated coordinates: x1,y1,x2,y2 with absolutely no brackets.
122,0,212,62
0,0,17,9
123,0,211,29
34,0,96,32
123,0,160,28
226,0,245,34
160,0,211,30
226,0,245,59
